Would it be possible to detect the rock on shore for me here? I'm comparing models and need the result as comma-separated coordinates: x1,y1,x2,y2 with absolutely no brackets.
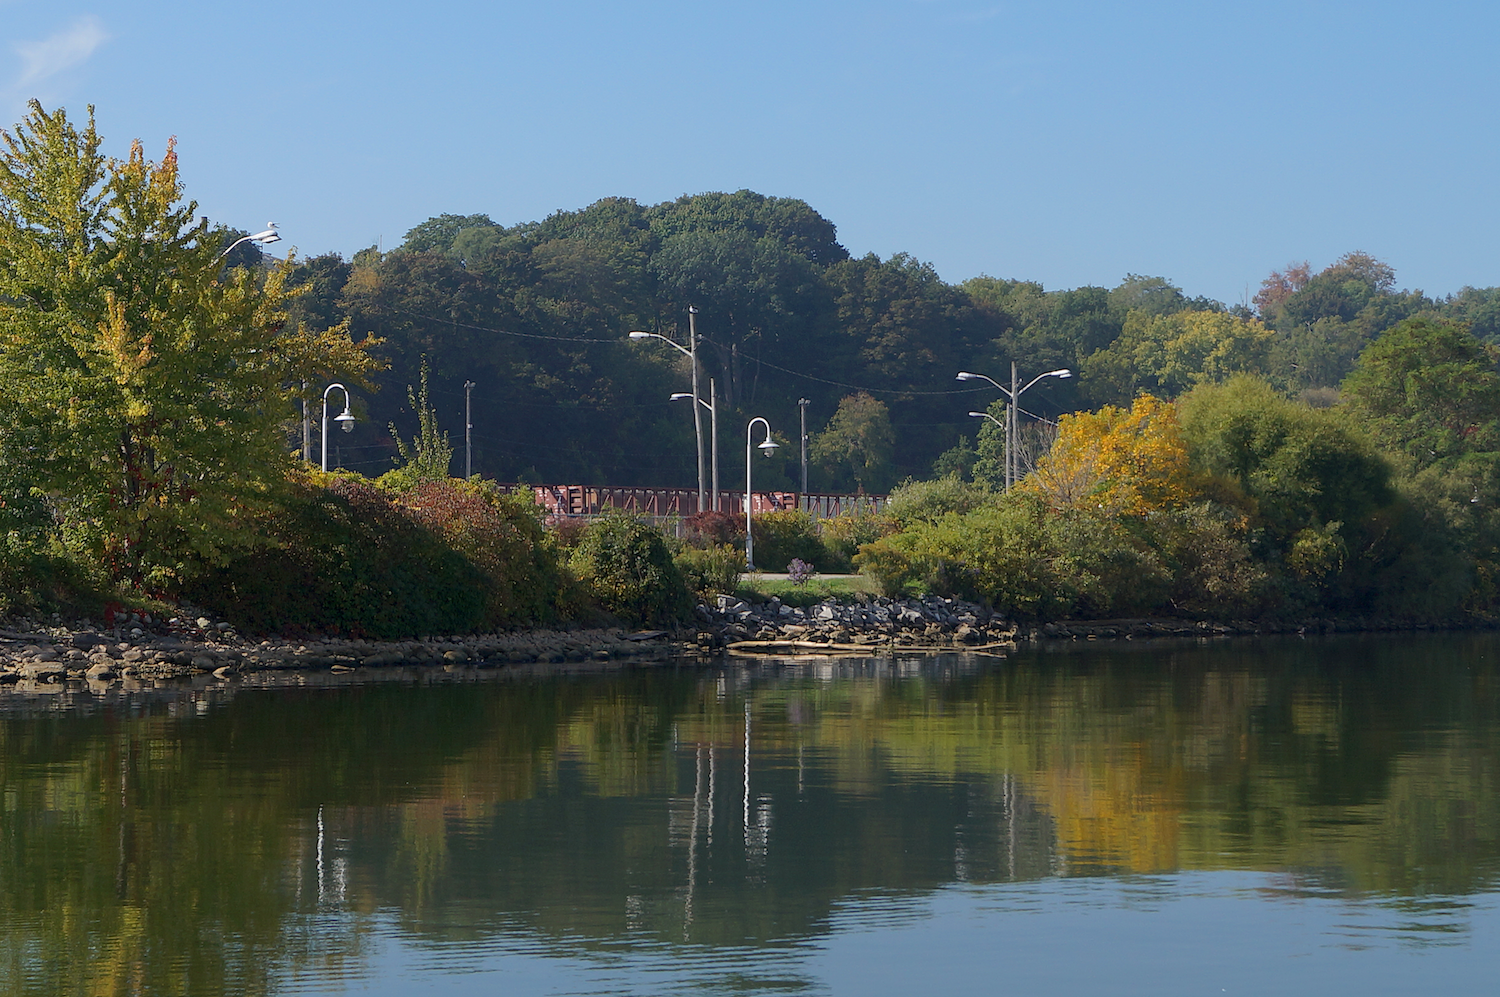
0,610,682,687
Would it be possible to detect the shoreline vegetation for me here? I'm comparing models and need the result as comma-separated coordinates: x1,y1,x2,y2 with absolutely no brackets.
8,104,1500,651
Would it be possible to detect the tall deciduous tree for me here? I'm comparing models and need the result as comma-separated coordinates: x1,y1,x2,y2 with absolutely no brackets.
1025,395,1191,515
811,392,895,493
0,101,379,585
1342,317,1500,470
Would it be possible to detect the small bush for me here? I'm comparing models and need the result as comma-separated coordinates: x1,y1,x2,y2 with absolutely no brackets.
750,509,825,571
884,476,993,527
683,509,745,547
676,543,743,600
820,508,891,571
571,513,693,626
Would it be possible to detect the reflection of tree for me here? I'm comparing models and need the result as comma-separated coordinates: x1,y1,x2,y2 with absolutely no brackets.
2,636,1500,993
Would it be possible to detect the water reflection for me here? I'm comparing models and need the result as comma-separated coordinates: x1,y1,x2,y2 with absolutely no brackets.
2,634,1499,995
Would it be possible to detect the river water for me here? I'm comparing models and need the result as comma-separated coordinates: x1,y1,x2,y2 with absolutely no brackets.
2,633,1498,995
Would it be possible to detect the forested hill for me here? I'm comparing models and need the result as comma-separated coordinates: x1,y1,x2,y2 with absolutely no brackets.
286,190,1500,492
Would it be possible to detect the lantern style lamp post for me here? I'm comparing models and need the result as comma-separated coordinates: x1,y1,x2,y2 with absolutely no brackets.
744,417,779,569
321,382,355,472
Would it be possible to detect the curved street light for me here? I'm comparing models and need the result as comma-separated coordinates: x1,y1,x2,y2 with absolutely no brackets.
672,376,719,511
321,382,355,472
957,365,1071,490
215,222,281,262
629,306,705,511
745,417,780,570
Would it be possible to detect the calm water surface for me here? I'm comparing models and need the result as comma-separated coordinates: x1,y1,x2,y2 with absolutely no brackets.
3,634,1499,995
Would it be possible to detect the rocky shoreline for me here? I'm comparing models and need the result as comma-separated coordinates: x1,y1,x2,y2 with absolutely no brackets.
0,608,685,689
1,594,1489,691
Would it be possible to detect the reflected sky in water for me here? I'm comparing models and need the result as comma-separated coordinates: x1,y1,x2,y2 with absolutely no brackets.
2,633,1499,995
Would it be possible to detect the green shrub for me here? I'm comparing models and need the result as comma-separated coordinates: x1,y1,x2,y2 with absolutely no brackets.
184,476,491,638
856,495,1174,620
750,509,826,572
820,507,891,571
386,479,566,627
570,513,693,626
675,543,743,600
883,475,993,527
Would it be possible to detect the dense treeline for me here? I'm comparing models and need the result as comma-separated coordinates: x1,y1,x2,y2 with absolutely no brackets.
294,198,1500,497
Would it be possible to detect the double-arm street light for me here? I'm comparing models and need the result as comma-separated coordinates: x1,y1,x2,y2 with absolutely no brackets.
745,418,780,569
629,306,705,512
321,382,355,472
957,364,1071,491
672,376,718,511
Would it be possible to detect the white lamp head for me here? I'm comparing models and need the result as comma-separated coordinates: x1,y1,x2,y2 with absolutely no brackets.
628,331,651,340
669,393,693,401
250,223,280,245
1045,368,1073,379
336,408,355,432
758,438,779,455
956,371,979,381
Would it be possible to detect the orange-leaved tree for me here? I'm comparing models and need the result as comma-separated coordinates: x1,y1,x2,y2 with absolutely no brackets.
1022,394,1192,515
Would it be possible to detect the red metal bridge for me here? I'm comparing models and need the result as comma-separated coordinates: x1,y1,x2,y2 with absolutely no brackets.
526,485,885,520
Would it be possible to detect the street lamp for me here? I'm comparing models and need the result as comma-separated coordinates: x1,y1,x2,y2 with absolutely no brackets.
957,364,1071,491
672,376,719,511
321,382,355,472
629,306,705,512
215,223,281,262
744,418,780,569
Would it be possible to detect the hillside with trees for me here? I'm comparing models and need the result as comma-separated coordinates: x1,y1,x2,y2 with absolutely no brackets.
7,98,1500,633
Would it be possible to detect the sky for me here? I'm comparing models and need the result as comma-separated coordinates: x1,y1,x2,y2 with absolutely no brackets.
3,0,1496,306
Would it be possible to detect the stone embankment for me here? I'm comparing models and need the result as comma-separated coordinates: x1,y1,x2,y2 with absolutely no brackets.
694,594,1016,652
0,610,679,687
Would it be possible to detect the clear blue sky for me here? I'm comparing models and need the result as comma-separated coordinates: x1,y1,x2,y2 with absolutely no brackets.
5,1,1496,306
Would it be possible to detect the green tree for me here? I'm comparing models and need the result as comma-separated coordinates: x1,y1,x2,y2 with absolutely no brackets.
811,392,896,493
386,358,454,484
1341,317,1500,470
0,102,376,586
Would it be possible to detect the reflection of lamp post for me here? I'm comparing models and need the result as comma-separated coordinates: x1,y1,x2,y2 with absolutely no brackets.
630,307,704,511
215,223,281,262
672,376,719,511
957,364,1071,490
744,417,779,569
321,383,355,472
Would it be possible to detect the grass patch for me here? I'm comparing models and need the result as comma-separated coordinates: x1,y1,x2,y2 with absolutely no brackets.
735,573,881,607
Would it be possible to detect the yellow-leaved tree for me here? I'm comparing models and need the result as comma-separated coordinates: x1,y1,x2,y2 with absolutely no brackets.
1022,394,1192,515
0,102,382,586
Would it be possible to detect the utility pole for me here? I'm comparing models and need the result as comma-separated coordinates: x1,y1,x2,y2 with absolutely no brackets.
709,378,719,511
1009,361,1018,491
798,398,810,501
688,306,705,513
302,382,311,462
464,380,475,479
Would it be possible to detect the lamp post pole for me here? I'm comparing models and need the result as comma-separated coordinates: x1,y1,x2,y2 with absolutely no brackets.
956,365,1072,491
688,307,704,513
464,380,475,479
321,383,356,472
798,398,810,503
745,417,779,569
629,313,705,512
672,376,719,512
